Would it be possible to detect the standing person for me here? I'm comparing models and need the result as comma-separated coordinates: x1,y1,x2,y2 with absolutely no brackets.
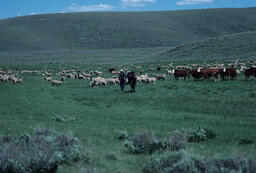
118,69,126,91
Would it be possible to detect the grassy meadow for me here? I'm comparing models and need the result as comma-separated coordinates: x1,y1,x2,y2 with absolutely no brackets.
1,7,256,172
0,62,256,172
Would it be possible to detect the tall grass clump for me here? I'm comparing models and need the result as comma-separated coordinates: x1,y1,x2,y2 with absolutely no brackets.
0,126,90,173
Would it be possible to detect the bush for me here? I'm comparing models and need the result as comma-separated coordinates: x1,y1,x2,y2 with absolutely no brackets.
204,128,217,139
113,129,128,140
142,150,198,173
181,127,216,142
239,138,254,145
169,130,187,151
143,150,256,173
0,134,13,146
124,130,169,154
212,155,250,172
0,126,90,173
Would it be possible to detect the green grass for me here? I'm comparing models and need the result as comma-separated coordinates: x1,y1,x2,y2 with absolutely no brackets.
0,47,169,64
1,8,256,64
0,63,256,172
1,30,256,64
1,7,256,51
158,31,256,62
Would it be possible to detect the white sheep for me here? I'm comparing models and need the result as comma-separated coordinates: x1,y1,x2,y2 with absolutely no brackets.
51,80,62,86
147,77,156,84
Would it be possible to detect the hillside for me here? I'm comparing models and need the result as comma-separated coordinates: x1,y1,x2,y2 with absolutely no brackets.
157,31,256,62
1,7,256,51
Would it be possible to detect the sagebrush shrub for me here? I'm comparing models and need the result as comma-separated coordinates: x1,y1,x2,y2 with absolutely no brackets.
169,130,187,151
181,127,216,142
143,150,256,173
142,150,198,173
212,155,250,172
124,130,169,154
0,127,90,173
239,138,254,145
113,129,128,140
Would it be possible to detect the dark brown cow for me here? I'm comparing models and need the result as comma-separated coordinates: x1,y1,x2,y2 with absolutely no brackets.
189,70,203,81
244,67,256,80
108,67,116,73
220,68,237,80
200,68,220,81
174,70,190,80
127,71,137,92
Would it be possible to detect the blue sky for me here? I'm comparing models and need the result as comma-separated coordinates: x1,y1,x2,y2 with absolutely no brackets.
1,0,256,19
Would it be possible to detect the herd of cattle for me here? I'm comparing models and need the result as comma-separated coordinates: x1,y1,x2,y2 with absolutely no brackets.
1,62,256,87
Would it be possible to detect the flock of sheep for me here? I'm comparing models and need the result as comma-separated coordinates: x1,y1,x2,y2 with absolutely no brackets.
0,70,24,84
0,60,256,87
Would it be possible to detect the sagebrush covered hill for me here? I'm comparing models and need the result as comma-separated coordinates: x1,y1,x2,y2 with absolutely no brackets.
1,7,256,51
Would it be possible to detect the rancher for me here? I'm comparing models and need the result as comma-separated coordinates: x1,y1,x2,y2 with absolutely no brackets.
118,69,126,91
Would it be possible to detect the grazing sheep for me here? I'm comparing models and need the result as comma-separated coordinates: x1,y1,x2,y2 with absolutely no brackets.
147,77,157,84
140,70,145,75
51,80,62,86
149,67,154,71
90,77,107,87
153,74,167,80
112,71,120,74
45,77,52,81
0,75,8,83
61,76,65,81
78,75,86,79
66,73,75,79
0,71,7,75
137,73,148,83
83,73,92,79
166,70,173,75
105,78,117,85
8,75,18,81
93,71,102,76
12,77,24,84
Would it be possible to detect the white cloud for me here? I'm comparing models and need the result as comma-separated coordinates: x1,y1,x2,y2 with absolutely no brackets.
121,0,156,7
176,0,214,5
66,3,115,12
30,12,36,15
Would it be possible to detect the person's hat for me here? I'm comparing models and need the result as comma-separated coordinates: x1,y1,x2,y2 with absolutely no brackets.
120,69,124,72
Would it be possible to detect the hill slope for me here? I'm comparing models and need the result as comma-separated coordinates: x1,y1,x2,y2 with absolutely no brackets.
1,8,256,51
157,31,256,62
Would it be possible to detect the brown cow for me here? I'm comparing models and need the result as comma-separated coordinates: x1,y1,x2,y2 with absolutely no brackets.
189,70,203,81
220,68,237,80
174,70,190,80
127,71,137,92
243,67,256,80
108,67,116,73
200,68,220,81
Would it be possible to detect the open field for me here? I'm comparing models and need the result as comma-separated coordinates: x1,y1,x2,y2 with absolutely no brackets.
1,63,256,172
1,7,256,173
0,47,169,64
